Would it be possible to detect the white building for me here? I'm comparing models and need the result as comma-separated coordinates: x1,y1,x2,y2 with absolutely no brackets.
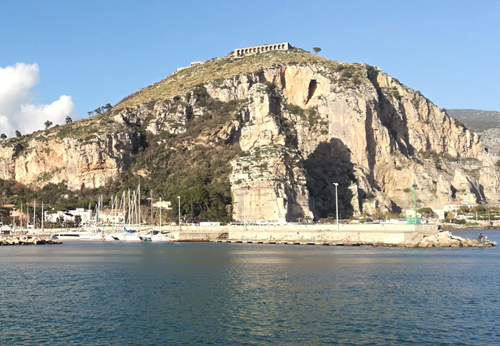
98,209,125,225
70,208,93,226
44,210,75,224
153,201,172,210
44,208,93,226
443,202,479,212
443,202,465,212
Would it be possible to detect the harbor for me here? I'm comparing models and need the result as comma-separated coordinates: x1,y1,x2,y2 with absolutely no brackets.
1,235,499,346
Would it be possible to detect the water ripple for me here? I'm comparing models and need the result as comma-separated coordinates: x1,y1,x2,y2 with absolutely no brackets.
1,239,499,345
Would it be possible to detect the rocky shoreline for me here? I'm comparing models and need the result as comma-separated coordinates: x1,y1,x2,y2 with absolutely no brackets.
0,236,62,246
215,231,496,248
377,231,494,248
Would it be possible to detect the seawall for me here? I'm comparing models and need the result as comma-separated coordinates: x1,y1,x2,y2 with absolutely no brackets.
171,224,438,245
14,224,439,245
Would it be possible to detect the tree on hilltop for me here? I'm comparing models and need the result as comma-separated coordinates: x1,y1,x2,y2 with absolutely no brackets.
0,133,6,140
15,130,21,138
44,120,53,129
313,47,322,55
65,116,73,124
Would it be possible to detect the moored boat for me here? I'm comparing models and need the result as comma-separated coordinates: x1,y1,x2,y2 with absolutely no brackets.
51,230,91,240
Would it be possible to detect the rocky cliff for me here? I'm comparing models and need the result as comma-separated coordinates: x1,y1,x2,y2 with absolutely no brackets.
1,49,498,221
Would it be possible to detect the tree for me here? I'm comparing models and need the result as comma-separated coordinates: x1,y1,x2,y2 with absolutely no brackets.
87,111,94,117
417,207,436,218
0,133,6,140
65,116,73,124
313,47,321,55
103,103,112,112
15,130,21,138
44,120,53,129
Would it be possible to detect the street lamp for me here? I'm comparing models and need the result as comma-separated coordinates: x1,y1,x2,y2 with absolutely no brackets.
12,207,16,230
412,179,418,218
242,190,246,230
333,183,339,231
159,197,162,229
177,196,181,230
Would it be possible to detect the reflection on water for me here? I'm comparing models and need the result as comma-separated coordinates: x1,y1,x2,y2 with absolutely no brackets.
1,234,500,345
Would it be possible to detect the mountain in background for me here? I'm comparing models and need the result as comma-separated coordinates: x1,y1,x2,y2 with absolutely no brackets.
447,109,500,132
447,109,500,155
1,46,499,223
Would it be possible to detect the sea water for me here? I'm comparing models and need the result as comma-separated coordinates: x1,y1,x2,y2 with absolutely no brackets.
0,230,499,345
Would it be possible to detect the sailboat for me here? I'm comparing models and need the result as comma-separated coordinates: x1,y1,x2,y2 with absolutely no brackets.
151,197,174,242
115,187,142,241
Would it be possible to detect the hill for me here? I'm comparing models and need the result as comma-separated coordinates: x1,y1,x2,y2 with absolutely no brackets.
447,109,500,155
0,47,499,223
447,109,500,132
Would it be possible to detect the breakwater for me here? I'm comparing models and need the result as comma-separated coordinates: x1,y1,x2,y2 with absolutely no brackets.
170,224,494,247
172,224,439,244
12,223,495,247
0,235,61,246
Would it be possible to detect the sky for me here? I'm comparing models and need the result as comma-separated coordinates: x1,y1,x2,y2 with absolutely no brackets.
0,0,499,137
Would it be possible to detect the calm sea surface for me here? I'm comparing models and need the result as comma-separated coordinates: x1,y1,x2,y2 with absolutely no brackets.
1,230,499,345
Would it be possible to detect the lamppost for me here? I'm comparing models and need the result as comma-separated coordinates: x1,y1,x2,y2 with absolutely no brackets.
242,190,246,230
412,179,418,218
159,197,162,229
177,196,181,230
333,183,339,231
12,207,16,230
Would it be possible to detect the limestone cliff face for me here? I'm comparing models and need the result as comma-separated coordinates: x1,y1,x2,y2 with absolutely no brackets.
1,51,498,221
0,133,138,190
229,84,312,223
191,62,499,219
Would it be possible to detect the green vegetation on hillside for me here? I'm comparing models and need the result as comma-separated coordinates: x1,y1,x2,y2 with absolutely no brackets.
0,85,245,223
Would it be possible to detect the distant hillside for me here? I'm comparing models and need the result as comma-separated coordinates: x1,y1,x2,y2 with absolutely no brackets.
447,109,500,155
447,109,500,132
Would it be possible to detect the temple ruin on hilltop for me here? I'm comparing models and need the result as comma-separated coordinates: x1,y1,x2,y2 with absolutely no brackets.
234,42,291,58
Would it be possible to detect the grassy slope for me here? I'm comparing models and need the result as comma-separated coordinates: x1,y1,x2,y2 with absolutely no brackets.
114,49,343,111
1,49,349,147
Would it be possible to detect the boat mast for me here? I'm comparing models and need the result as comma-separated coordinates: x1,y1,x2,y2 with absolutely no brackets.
122,191,126,231
138,183,141,231
113,196,117,232
127,189,131,230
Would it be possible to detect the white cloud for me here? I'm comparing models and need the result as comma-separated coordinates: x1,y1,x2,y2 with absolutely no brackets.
0,63,76,137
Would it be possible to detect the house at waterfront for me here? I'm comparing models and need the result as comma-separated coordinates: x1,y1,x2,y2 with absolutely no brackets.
443,202,478,212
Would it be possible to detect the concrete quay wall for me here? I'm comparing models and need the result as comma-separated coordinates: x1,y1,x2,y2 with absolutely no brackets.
173,224,438,244
16,224,438,245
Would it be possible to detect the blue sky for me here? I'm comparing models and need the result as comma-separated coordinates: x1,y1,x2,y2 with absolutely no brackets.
0,0,499,134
